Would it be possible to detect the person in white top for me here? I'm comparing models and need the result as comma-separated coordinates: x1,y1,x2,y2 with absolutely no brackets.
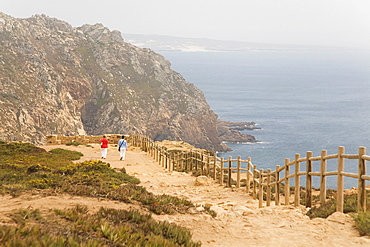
117,135,128,161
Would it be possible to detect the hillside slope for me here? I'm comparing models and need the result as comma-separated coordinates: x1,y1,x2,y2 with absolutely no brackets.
0,12,229,151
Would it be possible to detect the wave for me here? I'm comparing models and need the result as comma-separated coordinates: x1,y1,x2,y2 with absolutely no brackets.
223,141,271,145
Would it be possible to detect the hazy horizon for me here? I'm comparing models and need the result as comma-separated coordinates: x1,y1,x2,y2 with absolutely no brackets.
2,0,370,49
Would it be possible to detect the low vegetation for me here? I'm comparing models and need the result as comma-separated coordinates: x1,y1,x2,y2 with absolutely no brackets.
0,141,201,246
1,205,200,246
249,176,370,237
352,212,370,236
65,141,93,148
306,191,370,218
305,190,370,237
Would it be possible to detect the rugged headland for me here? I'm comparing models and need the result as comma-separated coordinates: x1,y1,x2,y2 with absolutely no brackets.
217,120,258,143
0,12,256,152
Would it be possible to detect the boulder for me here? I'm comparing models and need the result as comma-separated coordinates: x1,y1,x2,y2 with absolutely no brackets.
194,176,213,186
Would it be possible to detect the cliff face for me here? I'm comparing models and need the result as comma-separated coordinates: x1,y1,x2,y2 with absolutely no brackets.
0,13,228,151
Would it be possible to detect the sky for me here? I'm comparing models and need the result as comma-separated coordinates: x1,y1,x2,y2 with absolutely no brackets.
1,0,370,49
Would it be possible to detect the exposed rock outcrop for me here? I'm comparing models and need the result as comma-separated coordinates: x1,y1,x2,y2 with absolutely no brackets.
0,12,231,151
217,120,258,143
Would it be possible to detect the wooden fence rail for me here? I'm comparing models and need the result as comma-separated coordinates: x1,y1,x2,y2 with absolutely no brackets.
130,134,369,212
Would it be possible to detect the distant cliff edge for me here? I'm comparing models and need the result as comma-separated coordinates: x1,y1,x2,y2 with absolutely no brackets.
0,12,257,152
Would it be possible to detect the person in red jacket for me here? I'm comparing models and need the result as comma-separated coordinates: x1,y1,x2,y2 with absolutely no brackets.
100,135,109,159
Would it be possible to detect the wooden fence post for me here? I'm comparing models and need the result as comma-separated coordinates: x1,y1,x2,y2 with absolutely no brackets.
294,154,300,207
159,147,162,166
275,165,280,206
154,144,158,162
284,158,290,206
358,147,366,212
253,165,257,199
259,169,264,208
174,152,178,170
266,169,271,207
162,148,165,168
184,152,188,171
191,150,195,171
171,151,174,171
174,152,178,171
188,150,192,171
200,151,203,173
188,152,192,171
194,150,197,172
167,152,171,171
213,154,217,180
195,151,198,171
206,153,210,176
180,152,184,171
337,146,345,213
246,158,251,193
151,141,154,157
237,156,241,188
161,149,165,168
165,151,169,170
306,151,313,208
228,156,232,187
320,150,327,205
183,152,187,171
175,152,178,171
220,157,225,186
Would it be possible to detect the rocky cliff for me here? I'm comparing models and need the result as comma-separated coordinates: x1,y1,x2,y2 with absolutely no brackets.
217,120,258,143
0,13,232,151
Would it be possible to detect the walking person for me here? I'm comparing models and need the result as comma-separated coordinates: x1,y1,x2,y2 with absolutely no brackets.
100,135,109,159
118,135,128,161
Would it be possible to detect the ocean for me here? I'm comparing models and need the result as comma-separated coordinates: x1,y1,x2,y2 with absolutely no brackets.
160,50,370,189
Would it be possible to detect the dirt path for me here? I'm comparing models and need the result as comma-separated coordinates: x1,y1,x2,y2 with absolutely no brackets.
1,144,370,246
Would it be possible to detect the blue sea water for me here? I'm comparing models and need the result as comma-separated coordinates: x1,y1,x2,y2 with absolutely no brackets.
161,50,370,188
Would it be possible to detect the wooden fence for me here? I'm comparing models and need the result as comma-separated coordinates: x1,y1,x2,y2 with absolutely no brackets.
129,134,369,212
46,134,123,145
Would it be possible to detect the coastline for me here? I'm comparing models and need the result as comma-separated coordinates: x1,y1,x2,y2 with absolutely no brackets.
217,119,259,145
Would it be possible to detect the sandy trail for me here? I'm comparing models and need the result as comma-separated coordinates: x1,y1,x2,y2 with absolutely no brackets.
1,144,369,246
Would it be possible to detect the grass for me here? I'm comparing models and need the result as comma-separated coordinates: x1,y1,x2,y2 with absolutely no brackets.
305,190,370,237
0,142,196,214
0,141,202,246
1,205,201,246
249,178,370,237
48,148,83,160
65,141,87,147
306,192,370,219
352,212,370,236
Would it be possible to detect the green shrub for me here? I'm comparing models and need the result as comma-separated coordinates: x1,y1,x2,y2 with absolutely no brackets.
307,200,337,219
352,211,370,236
48,148,83,160
204,204,217,218
0,142,45,156
1,205,201,246
307,192,370,219
0,142,196,215
65,141,85,146
8,208,43,225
